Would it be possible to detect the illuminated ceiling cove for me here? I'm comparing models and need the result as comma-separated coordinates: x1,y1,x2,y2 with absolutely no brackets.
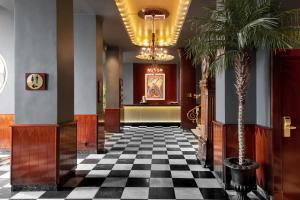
114,0,191,47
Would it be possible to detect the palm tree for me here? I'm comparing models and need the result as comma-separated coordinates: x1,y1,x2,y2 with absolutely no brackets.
186,0,300,166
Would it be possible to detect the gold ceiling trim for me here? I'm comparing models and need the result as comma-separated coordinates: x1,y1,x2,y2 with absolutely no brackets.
115,0,191,46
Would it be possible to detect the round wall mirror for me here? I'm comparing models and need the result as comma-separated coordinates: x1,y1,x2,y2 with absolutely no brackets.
0,54,8,93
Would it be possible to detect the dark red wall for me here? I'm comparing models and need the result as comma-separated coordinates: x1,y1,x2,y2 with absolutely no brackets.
133,63,177,105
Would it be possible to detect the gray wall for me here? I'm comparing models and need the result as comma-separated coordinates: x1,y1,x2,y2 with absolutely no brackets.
216,71,226,123
122,63,133,104
15,0,74,124
15,0,58,124
256,49,271,127
215,58,257,124
74,14,97,114
0,6,14,114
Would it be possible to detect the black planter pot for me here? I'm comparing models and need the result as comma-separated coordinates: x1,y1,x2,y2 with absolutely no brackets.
224,157,259,200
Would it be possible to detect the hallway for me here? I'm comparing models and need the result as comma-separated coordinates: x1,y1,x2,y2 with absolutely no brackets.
0,126,261,200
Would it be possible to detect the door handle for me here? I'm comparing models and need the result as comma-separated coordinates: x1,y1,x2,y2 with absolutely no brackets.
283,116,297,137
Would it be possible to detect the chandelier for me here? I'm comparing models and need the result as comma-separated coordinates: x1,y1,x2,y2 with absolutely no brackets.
136,47,174,61
136,8,174,62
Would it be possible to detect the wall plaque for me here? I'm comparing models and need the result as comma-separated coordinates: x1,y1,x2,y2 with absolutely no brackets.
25,73,48,90
0,54,8,93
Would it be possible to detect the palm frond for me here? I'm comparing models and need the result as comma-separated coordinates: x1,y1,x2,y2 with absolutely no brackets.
278,8,300,47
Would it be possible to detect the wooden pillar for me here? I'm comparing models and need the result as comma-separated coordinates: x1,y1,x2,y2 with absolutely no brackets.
197,58,216,168
198,76,215,169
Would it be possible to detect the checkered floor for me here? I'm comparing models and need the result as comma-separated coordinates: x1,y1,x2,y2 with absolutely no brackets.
0,126,261,200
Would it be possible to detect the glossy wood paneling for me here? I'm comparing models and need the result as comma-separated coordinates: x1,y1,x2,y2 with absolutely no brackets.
255,125,272,194
178,48,196,129
212,121,255,186
0,114,14,149
58,122,77,180
272,49,300,200
11,122,77,188
133,63,177,105
11,125,58,185
75,114,98,152
98,122,105,153
212,121,225,180
105,109,120,132
198,79,215,169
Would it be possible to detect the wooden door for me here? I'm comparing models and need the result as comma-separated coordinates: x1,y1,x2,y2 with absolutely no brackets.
178,48,196,129
273,49,300,200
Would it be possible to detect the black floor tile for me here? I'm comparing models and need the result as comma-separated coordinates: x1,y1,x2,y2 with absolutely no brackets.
80,159,99,164
109,170,131,177
151,170,172,178
94,187,124,198
192,171,215,178
116,159,135,164
167,148,181,151
75,170,90,177
136,155,152,159
103,154,120,159
110,147,125,151
172,178,198,187
186,159,201,165
182,151,196,155
123,151,138,154
168,155,185,159
139,147,153,151
170,165,190,171
132,164,151,170
78,177,105,187
125,178,150,187
39,191,71,199
149,187,175,199
93,164,114,170
152,159,169,164
200,188,228,199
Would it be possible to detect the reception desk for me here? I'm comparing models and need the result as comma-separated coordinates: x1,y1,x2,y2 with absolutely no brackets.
121,105,181,124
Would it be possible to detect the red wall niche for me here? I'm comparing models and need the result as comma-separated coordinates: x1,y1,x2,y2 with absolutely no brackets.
133,63,177,105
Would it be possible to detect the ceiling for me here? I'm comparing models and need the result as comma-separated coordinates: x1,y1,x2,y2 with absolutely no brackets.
2,0,299,63
114,0,191,47
74,0,215,63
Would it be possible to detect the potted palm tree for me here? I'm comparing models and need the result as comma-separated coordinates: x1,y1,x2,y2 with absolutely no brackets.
186,0,300,199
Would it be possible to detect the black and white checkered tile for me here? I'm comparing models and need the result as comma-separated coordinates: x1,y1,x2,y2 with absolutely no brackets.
0,126,261,199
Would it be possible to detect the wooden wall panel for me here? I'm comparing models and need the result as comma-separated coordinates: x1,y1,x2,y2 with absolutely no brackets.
255,125,273,195
58,122,77,180
212,121,256,186
75,114,98,152
11,122,77,189
213,121,225,180
11,125,58,186
105,109,120,132
133,63,177,105
225,124,256,159
0,114,14,149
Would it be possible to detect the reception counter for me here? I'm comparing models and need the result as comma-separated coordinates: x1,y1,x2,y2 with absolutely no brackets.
121,104,181,124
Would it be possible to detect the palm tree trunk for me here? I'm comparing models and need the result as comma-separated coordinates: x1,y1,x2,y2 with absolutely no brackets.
234,52,250,165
